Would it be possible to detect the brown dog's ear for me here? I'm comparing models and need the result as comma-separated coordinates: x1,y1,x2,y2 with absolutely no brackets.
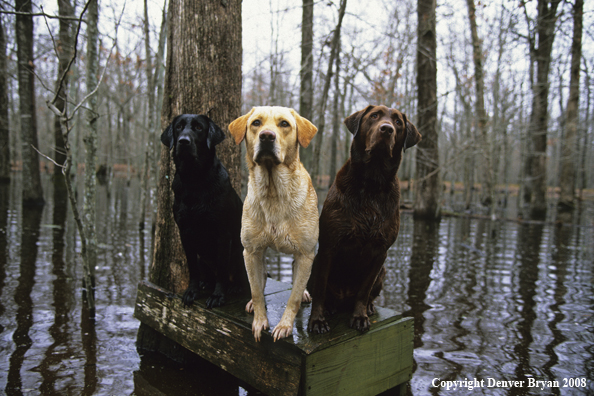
228,108,255,145
290,109,318,148
344,105,374,137
402,113,422,151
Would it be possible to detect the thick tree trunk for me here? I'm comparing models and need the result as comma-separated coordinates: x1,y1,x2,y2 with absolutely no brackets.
0,17,9,182
15,0,44,206
524,0,561,220
137,0,243,359
53,0,74,176
414,0,440,220
310,0,347,188
466,0,493,215
557,0,583,214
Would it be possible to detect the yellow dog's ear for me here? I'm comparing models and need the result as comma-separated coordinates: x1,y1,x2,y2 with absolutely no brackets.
290,109,317,148
228,108,255,145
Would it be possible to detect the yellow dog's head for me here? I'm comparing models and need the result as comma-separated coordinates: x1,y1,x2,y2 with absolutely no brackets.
228,106,317,168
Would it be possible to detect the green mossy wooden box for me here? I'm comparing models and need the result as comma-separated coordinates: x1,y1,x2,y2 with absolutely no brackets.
134,279,414,396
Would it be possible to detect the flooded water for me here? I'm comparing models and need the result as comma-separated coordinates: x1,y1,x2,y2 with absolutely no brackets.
0,174,593,395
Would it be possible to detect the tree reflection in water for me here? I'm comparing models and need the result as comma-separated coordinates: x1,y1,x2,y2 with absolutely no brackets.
0,175,592,395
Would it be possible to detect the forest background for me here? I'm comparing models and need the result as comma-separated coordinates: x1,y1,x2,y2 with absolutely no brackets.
1,0,593,230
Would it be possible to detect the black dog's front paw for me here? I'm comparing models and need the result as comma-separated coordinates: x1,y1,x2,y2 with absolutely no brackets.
205,282,226,309
206,293,225,309
182,283,201,306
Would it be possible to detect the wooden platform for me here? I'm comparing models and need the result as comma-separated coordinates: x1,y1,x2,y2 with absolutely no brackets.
134,279,414,396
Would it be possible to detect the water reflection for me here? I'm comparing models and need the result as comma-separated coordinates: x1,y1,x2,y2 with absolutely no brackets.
7,203,43,394
0,175,592,395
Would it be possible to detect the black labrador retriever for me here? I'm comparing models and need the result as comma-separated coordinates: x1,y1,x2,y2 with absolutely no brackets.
161,114,248,308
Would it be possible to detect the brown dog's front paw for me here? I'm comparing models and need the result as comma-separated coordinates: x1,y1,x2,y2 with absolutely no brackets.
308,316,330,334
350,314,371,332
367,302,376,316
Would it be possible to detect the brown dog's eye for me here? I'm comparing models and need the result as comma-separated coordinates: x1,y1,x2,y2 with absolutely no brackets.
395,119,402,126
280,120,290,128
370,113,379,119
252,120,261,127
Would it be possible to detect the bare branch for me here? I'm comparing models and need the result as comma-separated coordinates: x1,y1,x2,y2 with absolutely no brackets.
0,9,81,21
30,144,64,168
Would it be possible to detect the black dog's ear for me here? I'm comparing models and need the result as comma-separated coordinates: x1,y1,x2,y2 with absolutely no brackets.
206,117,225,149
402,113,422,151
344,105,374,137
161,115,182,150
161,122,174,150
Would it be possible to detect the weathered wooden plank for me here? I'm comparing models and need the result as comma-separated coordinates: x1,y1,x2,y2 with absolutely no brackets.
134,280,303,396
303,317,414,396
134,279,414,396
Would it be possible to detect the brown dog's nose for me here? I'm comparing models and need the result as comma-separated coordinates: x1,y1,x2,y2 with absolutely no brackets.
379,123,394,135
259,130,276,142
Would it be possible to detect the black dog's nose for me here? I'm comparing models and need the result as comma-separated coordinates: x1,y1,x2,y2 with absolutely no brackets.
259,130,276,142
380,123,394,135
178,136,191,145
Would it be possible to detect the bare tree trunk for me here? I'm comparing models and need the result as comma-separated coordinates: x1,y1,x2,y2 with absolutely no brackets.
557,0,583,214
466,0,493,216
310,0,347,188
0,16,9,182
83,0,99,298
15,0,44,206
524,0,561,220
139,0,159,230
299,0,314,169
53,0,74,178
414,0,440,220
137,0,243,359
328,48,341,188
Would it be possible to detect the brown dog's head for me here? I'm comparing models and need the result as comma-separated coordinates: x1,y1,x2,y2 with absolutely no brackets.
344,105,421,160
228,106,317,168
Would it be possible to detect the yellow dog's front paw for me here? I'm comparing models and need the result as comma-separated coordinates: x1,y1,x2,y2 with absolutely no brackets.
252,315,269,342
272,322,293,342
302,289,312,303
245,299,254,313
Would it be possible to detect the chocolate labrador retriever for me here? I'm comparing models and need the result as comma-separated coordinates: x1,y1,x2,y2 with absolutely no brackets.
308,105,421,333
161,114,248,308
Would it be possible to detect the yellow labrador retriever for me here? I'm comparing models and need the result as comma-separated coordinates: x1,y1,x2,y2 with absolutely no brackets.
229,106,318,342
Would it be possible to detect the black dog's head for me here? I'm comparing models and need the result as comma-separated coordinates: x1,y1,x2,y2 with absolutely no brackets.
161,114,225,161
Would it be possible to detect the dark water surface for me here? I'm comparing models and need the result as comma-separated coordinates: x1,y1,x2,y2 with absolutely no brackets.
0,175,593,395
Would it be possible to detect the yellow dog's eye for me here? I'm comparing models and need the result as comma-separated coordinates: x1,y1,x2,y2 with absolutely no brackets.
280,120,290,128
252,120,261,127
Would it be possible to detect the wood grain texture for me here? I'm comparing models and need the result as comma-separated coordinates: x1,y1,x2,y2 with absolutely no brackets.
135,279,413,396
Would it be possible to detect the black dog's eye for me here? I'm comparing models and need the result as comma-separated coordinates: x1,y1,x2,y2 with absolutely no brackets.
280,120,290,128
252,120,261,127
176,123,184,131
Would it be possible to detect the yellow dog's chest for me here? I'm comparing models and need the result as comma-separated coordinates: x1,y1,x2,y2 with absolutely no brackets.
242,198,313,255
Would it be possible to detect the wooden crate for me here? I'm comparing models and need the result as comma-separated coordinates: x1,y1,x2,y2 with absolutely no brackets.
134,279,413,396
